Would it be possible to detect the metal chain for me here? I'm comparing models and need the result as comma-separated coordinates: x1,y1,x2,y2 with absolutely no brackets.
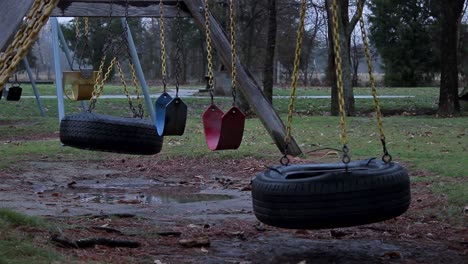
357,1,391,163
116,60,143,118
88,56,117,112
229,0,237,105
74,17,91,69
174,0,182,97
281,0,307,166
120,1,143,116
331,0,350,164
0,0,60,89
204,0,215,105
128,62,144,118
159,0,168,92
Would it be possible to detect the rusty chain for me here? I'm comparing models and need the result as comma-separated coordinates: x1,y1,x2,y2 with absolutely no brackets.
0,0,60,90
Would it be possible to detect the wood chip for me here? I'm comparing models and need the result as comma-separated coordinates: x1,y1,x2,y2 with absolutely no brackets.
178,236,210,248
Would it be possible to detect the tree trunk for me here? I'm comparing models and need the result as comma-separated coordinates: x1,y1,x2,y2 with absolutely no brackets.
262,0,277,104
326,0,362,116
438,0,464,116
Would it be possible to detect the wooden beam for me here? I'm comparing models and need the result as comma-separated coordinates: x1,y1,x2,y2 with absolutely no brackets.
184,0,302,156
52,0,190,17
0,0,35,52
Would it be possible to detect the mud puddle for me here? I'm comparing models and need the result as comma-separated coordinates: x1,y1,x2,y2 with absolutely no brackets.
1,160,466,263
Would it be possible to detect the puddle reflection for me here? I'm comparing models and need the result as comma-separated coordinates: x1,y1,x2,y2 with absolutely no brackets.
79,192,233,204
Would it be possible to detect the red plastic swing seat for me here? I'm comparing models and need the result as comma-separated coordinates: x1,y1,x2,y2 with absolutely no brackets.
202,105,245,150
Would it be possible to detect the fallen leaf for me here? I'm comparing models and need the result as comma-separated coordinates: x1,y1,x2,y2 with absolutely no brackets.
201,247,209,253
118,199,141,204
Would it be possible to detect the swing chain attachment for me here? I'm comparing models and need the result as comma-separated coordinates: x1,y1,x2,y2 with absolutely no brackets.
73,17,90,69
0,0,60,90
159,0,168,92
116,59,144,118
331,0,351,165
282,0,307,166
204,0,215,105
175,0,182,97
229,0,237,105
357,1,392,163
88,56,117,112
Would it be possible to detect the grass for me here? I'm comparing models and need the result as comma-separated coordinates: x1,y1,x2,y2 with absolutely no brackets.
0,86,467,261
0,209,63,264
19,83,204,97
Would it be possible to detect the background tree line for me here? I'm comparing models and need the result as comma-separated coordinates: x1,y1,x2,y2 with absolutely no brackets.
24,0,467,116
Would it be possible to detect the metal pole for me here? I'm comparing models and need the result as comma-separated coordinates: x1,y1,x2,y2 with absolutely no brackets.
120,18,155,123
58,25,73,69
58,22,87,110
23,57,46,117
51,18,65,122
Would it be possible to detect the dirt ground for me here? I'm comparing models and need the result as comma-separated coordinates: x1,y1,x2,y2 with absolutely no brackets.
0,152,467,263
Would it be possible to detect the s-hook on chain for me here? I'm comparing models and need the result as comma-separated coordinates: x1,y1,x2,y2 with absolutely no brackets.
331,0,351,166
281,0,307,166
357,1,392,163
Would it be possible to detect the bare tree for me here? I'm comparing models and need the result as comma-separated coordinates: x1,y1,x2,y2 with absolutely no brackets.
263,0,277,103
438,0,465,116
325,0,365,116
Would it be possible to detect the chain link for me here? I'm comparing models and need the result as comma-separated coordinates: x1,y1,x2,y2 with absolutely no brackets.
88,56,117,112
357,1,391,163
331,0,350,164
159,0,168,92
229,0,237,105
281,0,307,165
0,0,60,90
204,0,215,105
116,60,143,118
128,62,144,117
73,17,92,69
174,0,182,97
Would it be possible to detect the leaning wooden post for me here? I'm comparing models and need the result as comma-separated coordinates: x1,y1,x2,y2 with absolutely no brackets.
0,0,35,52
184,0,302,156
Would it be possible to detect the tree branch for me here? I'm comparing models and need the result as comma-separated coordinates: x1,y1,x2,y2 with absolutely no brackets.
347,0,366,37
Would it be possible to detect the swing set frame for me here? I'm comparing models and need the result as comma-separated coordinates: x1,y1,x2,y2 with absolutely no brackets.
0,0,302,155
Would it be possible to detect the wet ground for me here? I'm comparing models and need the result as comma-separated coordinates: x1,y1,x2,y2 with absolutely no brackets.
0,157,466,263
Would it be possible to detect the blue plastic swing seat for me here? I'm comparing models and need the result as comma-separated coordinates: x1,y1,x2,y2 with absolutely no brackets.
155,92,188,136
202,104,246,150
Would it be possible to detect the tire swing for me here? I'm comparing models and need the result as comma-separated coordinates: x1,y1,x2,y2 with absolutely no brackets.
154,0,188,136
202,0,245,150
251,0,411,229
62,17,97,101
60,10,163,155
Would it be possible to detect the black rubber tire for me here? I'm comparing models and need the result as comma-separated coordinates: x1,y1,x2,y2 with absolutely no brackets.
60,112,163,155
251,159,411,229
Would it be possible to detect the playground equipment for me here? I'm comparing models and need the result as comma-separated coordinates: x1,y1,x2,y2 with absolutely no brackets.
154,0,188,136
2,74,23,101
62,17,97,101
59,3,163,155
0,0,301,156
251,0,411,229
202,0,245,150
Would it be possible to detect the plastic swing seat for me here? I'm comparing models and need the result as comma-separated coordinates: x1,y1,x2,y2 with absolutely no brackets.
155,92,188,136
202,104,245,150
62,70,97,100
3,86,22,101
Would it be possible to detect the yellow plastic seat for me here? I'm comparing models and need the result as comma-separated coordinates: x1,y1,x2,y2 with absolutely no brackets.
62,70,97,100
